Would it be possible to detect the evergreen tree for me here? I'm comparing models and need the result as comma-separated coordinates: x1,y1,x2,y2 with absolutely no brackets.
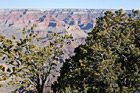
52,9,140,92
0,25,72,93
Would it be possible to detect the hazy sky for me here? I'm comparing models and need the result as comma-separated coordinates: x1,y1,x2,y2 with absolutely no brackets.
0,0,140,10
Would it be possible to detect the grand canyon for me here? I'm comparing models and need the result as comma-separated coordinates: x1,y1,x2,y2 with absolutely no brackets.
0,9,132,56
0,9,132,44
0,9,132,92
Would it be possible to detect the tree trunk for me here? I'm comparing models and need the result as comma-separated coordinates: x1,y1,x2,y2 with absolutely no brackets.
37,87,43,93
36,82,45,93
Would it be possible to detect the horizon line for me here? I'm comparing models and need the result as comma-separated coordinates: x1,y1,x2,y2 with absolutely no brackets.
0,8,133,11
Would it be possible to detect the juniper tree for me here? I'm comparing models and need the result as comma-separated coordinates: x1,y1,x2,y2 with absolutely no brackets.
0,25,72,93
52,9,140,93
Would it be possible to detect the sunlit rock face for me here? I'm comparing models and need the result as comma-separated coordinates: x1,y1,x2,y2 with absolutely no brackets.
0,8,132,59
0,9,133,50
0,9,107,33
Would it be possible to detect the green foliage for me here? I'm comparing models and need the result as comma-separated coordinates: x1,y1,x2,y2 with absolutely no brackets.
0,25,72,93
52,9,140,92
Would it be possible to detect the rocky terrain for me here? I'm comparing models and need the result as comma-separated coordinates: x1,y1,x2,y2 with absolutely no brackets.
0,9,132,43
0,9,111,57
0,9,121,53
0,9,115,36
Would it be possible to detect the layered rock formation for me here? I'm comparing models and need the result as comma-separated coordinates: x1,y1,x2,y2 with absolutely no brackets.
0,9,115,46
0,9,109,33
0,8,132,64
0,9,132,34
